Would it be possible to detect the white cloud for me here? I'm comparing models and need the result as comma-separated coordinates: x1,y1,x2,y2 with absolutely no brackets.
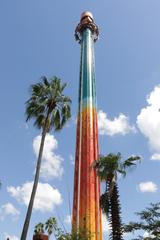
138,181,158,193
143,232,149,238
4,233,19,240
69,154,74,165
98,110,136,136
102,214,130,238
7,182,62,212
64,214,72,225
137,85,160,156
102,214,110,233
123,232,131,238
33,134,64,180
0,203,20,221
151,153,160,161
72,115,77,125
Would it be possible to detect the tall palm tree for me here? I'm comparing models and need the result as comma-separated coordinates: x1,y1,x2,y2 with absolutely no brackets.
93,153,141,240
21,76,71,240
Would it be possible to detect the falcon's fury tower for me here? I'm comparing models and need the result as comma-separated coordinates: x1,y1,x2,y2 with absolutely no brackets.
72,12,102,240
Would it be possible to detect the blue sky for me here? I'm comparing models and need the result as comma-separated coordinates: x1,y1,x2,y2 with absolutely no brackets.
0,1,160,239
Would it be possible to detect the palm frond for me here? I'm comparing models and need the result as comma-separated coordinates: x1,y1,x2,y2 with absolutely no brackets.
122,155,141,171
41,76,50,87
51,109,61,131
25,76,71,131
61,83,67,92
33,114,46,129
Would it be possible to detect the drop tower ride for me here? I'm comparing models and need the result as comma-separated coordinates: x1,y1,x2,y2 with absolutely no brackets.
72,12,102,239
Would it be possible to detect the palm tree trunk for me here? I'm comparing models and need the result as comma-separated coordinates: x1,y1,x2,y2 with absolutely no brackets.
109,183,123,240
20,116,49,240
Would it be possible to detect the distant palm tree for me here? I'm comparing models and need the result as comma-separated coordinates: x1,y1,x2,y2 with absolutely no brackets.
21,76,71,240
93,153,141,240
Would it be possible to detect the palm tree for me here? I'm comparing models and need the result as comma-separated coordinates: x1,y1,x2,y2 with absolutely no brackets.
93,153,141,240
45,217,58,239
21,76,71,240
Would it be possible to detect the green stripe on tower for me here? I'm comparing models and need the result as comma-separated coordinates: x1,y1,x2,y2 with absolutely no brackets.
78,28,97,110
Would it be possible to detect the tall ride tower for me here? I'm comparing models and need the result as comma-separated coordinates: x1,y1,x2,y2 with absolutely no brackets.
72,12,102,240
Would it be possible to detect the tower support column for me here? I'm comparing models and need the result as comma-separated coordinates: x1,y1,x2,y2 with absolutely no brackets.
72,12,102,240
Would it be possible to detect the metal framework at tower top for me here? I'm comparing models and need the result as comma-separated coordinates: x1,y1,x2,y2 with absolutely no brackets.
75,11,99,43
72,12,102,240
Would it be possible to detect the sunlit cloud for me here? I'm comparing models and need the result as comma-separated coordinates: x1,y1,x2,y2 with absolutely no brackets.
4,233,19,240
138,181,158,193
102,214,110,233
0,203,20,221
33,133,64,180
69,154,74,165
7,182,62,212
64,214,72,225
137,85,160,158
151,153,160,161
98,110,136,136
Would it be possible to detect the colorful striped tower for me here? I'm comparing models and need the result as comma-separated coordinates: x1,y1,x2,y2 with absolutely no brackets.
72,12,102,240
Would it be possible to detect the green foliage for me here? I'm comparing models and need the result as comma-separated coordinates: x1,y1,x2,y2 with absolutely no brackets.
26,76,71,131
34,217,92,240
34,217,58,238
94,153,141,240
94,153,141,183
34,223,44,235
124,202,160,240
45,217,57,236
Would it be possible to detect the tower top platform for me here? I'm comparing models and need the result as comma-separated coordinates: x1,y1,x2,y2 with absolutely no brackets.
75,11,99,43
